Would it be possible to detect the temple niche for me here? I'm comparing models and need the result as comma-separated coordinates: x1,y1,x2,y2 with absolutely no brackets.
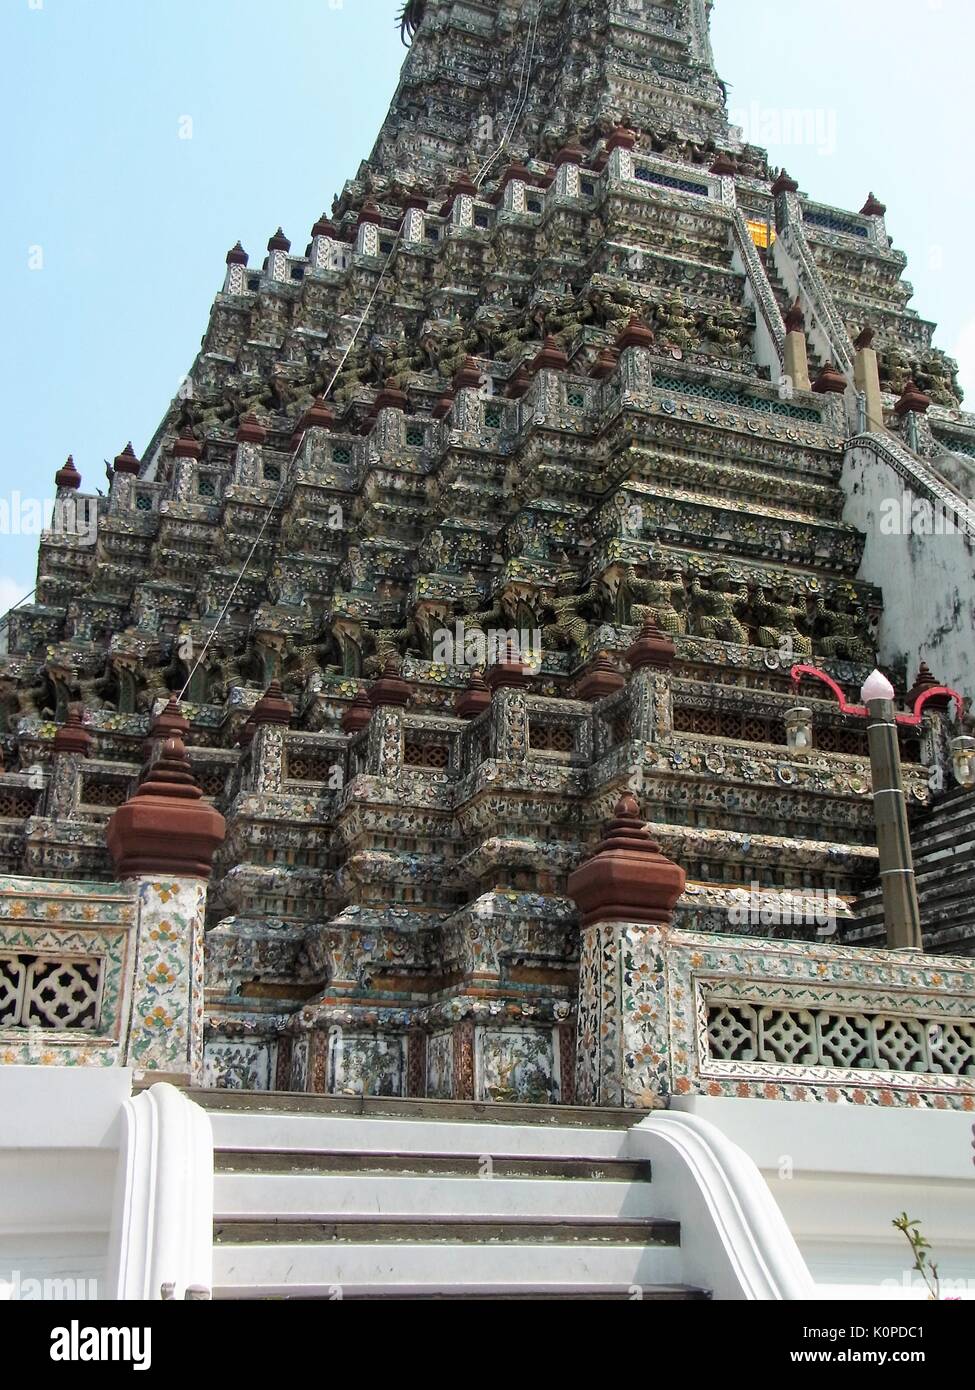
1,0,974,1104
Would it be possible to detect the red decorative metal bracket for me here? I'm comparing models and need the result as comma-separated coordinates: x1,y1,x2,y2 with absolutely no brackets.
789,664,963,727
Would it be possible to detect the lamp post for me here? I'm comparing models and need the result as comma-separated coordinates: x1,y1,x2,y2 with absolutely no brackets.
787,664,967,952
861,669,920,950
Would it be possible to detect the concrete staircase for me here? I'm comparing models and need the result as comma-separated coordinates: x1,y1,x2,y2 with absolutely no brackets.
189,1090,710,1301
850,785,975,954
757,244,824,374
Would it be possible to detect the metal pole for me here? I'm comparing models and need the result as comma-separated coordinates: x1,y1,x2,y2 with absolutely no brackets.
865,696,922,950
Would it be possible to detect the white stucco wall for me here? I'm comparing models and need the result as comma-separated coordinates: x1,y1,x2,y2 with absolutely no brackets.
842,441,975,700
0,1067,132,1299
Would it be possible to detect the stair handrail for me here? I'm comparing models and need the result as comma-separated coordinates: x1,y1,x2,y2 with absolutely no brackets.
729,208,786,370
776,192,854,377
628,1110,815,1300
109,1083,214,1301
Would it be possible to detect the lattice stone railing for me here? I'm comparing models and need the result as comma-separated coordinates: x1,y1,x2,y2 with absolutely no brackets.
0,872,208,1080
577,920,975,1109
0,952,103,1030
707,1000,974,1076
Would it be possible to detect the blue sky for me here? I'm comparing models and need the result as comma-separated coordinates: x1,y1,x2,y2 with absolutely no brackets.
1,0,973,611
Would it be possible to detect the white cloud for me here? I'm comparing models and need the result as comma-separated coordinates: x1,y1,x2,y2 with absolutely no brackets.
0,577,33,618
953,319,975,406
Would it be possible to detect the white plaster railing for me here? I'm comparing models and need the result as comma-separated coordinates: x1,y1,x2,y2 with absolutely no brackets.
109,1083,214,1301
628,1111,815,1301
729,208,785,370
776,194,854,376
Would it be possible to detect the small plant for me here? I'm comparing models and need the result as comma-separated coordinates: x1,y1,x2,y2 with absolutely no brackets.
893,1212,943,1299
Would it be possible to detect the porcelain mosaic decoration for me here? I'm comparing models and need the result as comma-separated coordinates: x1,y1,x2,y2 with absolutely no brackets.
0,0,973,1103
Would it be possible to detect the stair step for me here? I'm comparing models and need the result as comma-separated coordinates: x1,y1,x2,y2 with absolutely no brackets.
214,1172,658,1220
214,1150,650,1181
303,1286,709,1301
909,824,975,857
213,1217,678,1246
207,1111,634,1160
212,1239,687,1298
190,1087,636,1129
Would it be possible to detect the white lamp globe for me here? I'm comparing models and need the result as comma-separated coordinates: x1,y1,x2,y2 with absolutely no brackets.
860,669,895,703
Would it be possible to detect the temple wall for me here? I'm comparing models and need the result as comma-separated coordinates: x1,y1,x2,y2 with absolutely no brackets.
578,917,975,1110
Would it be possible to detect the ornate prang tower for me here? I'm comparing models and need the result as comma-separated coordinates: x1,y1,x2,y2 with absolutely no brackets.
2,0,973,1099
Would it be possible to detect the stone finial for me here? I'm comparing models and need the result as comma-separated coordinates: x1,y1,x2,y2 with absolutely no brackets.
615,316,654,351
373,379,409,413
370,654,412,709
311,215,337,238
357,199,383,227
341,686,374,734
441,172,478,215
710,152,738,176
174,429,203,460
452,356,482,391
605,122,638,153
784,298,805,334
252,680,293,727
577,652,625,702
402,192,428,213
107,735,226,880
267,228,291,252
236,413,268,444
433,390,455,420
811,362,848,395
626,621,676,672
853,325,875,351
567,793,686,928
505,365,532,398
485,641,533,693
149,699,190,743
905,661,952,712
455,668,491,720
143,699,190,760
860,192,887,218
226,242,249,266
296,397,336,434
55,455,81,490
530,336,569,373
553,137,586,168
771,169,799,196
894,379,932,417
53,705,93,757
113,442,141,475
589,347,620,380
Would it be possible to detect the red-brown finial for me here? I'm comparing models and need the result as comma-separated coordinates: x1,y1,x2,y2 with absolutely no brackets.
567,794,686,927
251,680,293,728
107,735,226,879
53,705,93,757
455,668,491,720
55,455,82,490
341,685,374,734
